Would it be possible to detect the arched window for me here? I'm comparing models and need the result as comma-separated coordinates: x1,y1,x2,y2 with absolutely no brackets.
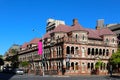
106,49,109,56
75,47,78,54
88,48,90,55
71,47,74,54
96,48,98,55
112,50,114,54
66,62,70,70
59,47,60,56
75,62,79,70
106,38,109,42
57,47,59,57
103,63,106,70
91,63,93,70
99,49,102,55
112,38,115,43
82,35,85,40
66,46,70,54
92,48,94,55
87,63,90,69
105,38,109,45
71,62,74,70
75,34,78,40
103,49,105,56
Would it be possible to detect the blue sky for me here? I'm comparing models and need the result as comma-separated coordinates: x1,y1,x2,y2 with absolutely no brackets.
0,0,120,55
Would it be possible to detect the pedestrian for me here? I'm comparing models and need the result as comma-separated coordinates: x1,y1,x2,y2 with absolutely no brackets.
109,65,112,76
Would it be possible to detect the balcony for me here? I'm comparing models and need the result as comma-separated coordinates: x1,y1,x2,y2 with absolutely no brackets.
19,46,38,54
44,37,118,47
87,54,110,60
56,37,88,44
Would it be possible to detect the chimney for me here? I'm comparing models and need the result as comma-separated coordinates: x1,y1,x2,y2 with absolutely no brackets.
73,18,79,25
96,19,104,30
96,26,100,30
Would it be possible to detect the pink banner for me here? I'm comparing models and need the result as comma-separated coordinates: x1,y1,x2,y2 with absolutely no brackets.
38,41,42,55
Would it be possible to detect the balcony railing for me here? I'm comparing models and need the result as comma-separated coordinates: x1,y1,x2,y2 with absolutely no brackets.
56,37,117,47
19,46,38,54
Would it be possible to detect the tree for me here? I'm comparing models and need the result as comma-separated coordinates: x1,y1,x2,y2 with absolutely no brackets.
95,60,103,69
95,60,102,75
5,49,19,68
110,47,120,73
0,55,3,59
20,61,29,73
20,61,29,67
110,48,120,65
11,49,18,55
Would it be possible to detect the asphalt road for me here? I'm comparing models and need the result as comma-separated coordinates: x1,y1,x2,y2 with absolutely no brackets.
0,72,120,80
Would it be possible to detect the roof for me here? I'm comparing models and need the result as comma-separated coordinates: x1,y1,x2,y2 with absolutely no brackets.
29,38,41,44
44,19,115,39
21,42,29,48
97,27,115,36
43,31,53,39
53,24,70,33
85,29,102,39
70,24,84,31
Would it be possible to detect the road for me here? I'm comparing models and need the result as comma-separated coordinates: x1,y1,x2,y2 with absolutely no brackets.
0,72,120,80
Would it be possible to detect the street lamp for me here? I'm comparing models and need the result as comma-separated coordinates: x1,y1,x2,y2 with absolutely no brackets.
32,29,45,76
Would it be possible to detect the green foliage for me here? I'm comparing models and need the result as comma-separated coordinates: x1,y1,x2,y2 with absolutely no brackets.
5,49,19,68
20,61,29,67
95,60,102,69
0,55,3,59
11,49,18,55
110,48,120,65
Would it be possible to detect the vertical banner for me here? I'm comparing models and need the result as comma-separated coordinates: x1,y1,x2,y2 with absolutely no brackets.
38,41,42,55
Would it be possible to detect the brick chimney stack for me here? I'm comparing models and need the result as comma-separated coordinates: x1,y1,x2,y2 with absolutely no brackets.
96,19,104,30
73,18,79,25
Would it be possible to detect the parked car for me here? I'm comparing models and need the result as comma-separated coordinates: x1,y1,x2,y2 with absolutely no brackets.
13,68,24,75
3,67,12,73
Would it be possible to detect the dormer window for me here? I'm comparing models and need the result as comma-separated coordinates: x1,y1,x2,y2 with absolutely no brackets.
112,38,115,43
82,35,85,40
75,34,78,41
106,38,109,43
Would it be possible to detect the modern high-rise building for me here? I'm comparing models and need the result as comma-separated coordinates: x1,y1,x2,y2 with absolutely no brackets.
46,18,65,32
106,24,120,45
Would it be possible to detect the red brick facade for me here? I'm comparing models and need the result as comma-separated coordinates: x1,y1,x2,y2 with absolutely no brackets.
19,19,118,76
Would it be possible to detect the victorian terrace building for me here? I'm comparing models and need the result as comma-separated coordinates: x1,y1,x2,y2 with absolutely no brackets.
18,38,42,74
43,19,118,75
18,19,118,76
